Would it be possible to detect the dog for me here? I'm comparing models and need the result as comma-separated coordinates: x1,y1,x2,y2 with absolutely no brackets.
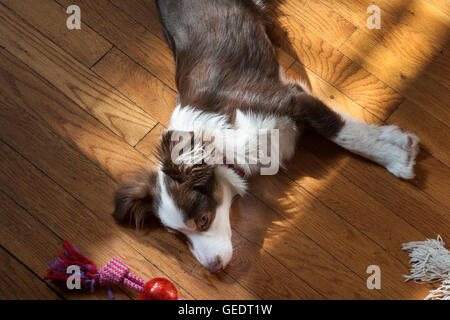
112,0,420,273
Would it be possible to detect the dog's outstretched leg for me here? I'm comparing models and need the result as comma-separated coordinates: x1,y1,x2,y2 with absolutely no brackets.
293,92,420,179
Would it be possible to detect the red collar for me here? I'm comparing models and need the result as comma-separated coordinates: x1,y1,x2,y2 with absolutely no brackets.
221,155,245,178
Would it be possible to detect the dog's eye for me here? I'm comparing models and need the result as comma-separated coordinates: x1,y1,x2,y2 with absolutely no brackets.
198,214,209,230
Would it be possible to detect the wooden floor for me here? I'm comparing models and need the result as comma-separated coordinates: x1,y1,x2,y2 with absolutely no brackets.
0,0,449,300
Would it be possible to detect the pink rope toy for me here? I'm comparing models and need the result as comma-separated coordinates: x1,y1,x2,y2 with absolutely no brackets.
45,240,185,300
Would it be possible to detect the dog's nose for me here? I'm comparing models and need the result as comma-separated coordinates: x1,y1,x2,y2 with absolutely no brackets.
207,256,223,273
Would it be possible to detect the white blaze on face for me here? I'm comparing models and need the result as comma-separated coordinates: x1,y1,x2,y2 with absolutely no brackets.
156,168,188,232
187,180,234,273
156,168,234,273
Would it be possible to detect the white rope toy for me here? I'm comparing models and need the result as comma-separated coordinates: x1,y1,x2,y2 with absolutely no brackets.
402,235,450,300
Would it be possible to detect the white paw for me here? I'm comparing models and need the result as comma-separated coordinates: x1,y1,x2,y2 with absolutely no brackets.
386,152,416,179
378,125,420,151
378,125,420,179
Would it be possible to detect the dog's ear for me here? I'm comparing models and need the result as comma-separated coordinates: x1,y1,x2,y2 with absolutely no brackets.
157,130,195,182
112,168,158,228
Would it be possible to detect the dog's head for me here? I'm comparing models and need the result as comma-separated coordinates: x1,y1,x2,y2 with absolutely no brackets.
112,130,240,273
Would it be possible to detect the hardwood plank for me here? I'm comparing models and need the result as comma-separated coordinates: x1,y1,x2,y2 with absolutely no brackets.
427,0,450,16
0,191,128,300
410,152,450,210
245,174,431,299
110,0,165,40
376,0,450,44
339,29,450,125
320,0,449,48
287,61,450,212
0,247,61,300
286,63,450,238
278,0,356,48
277,12,403,119
231,194,385,299
136,123,165,160
425,47,450,90
0,97,116,220
93,48,177,127
189,195,379,299
195,217,325,299
321,0,450,102
56,0,176,89
276,47,296,70
233,194,388,299
387,99,450,167
0,48,148,182
0,0,112,67
298,133,450,238
339,28,448,88
0,56,256,299
0,5,156,146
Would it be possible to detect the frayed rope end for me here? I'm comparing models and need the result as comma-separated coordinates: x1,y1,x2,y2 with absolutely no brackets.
402,235,450,300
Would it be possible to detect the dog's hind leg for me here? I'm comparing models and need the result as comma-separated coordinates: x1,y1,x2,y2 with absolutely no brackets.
292,92,420,179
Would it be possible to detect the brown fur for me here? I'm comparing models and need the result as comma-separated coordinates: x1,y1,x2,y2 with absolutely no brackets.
157,0,344,138
112,168,159,228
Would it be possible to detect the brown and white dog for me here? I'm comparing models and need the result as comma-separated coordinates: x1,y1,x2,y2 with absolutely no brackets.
112,0,420,273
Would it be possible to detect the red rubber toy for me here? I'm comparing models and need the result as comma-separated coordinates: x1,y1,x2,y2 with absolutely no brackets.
140,278,178,300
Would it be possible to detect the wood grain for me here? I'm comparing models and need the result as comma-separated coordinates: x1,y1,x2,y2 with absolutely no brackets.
0,5,156,145
93,48,177,127
277,12,403,119
246,173,431,299
278,0,356,48
56,0,176,89
339,29,450,126
0,247,61,300
321,0,450,44
0,191,128,300
136,123,166,161
0,48,149,182
387,99,450,167
110,0,165,40
0,0,112,67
